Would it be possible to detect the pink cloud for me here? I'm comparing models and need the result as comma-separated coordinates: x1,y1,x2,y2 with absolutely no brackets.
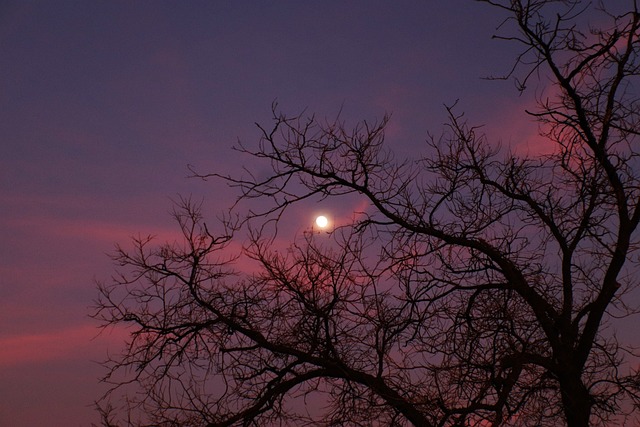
7,215,181,245
0,324,126,367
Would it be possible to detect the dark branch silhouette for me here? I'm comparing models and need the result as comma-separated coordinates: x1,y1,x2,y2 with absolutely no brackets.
94,2,640,426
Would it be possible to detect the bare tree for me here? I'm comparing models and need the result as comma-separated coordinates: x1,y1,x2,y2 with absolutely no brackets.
94,1,640,426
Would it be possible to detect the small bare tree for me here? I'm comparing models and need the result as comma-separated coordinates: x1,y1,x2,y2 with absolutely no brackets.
94,1,640,426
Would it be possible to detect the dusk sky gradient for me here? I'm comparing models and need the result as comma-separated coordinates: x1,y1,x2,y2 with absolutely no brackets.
0,1,598,425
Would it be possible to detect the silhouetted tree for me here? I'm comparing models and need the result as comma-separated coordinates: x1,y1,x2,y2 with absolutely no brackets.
94,1,640,426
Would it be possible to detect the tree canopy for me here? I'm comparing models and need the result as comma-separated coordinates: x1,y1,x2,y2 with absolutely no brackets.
94,1,640,426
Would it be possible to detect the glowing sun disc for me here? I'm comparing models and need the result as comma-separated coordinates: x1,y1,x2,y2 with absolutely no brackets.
315,215,329,228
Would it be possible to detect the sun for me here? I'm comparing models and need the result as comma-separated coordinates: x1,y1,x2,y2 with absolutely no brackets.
315,215,329,228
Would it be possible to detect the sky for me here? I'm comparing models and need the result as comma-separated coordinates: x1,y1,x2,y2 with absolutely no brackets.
0,1,564,425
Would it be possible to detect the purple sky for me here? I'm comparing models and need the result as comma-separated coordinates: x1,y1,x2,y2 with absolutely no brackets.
0,1,559,425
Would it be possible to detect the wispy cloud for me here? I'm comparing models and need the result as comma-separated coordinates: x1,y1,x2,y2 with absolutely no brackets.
0,324,125,367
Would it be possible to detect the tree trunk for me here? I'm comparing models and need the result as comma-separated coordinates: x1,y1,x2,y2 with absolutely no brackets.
560,374,592,427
